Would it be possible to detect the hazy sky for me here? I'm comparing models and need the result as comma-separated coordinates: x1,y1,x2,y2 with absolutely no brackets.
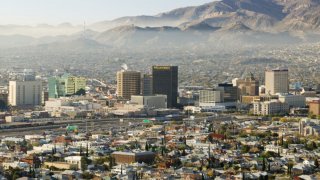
0,0,214,25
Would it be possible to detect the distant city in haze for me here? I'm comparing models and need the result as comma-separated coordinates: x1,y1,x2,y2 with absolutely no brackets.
1,0,320,180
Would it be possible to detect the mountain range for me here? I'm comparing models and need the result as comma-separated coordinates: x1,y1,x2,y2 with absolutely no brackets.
92,0,320,32
2,0,320,50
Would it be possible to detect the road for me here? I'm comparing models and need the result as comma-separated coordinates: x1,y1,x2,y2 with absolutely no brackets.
0,114,246,137
0,118,143,137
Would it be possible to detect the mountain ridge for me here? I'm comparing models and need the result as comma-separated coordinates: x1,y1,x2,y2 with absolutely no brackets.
91,0,320,33
1,0,320,50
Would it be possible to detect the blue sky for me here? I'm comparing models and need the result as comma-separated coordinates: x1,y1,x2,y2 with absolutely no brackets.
0,0,215,25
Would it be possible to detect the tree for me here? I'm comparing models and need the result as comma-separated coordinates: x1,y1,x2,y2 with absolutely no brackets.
208,135,213,143
82,172,94,179
81,157,92,171
109,156,116,168
182,149,187,156
241,145,250,153
309,114,317,119
75,88,86,96
306,141,317,151
208,124,213,132
145,142,149,151
12,171,20,180
161,146,165,156
152,145,157,153
280,135,284,146
315,158,319,168
287,161,294,175
280,118,288,123
272,117,280,121
86,143,89,157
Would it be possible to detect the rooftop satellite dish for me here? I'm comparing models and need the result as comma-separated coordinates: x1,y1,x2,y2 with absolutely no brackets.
121,64,128,71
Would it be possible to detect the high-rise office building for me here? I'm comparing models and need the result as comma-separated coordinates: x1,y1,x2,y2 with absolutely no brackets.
199,90,223,107
117,71,141,100
265,69,289,95
217,83,238,102
0,93,8,109
236,73,259,100
8,80,42,106
48,74,86,98
141,74,153,96
152,66,178,108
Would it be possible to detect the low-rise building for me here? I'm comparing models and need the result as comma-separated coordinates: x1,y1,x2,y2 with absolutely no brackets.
5,116,25,123
265,145,282,153
131,95,167,109
65,156,82,169
45,97,101,117
277,93,306,108
299,118,320,136
111,151,155,164
253,100,289,115
44,162,77,170
309,100,320,116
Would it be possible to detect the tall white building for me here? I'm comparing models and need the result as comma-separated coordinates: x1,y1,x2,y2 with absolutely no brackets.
8,80,42,106
265,69,289,95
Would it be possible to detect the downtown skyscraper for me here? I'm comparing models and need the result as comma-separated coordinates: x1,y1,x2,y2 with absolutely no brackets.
152,66,178,108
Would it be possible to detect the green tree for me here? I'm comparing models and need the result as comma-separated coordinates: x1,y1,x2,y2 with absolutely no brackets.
208,124,213,132
79,145,83,156
75,88,86,96
81,157,92,171
293,148,297,153
241,145,250,153
86,143,89,157
315,158,319,168
145,142,149,151
109,156,116,168
82,172,94,179
262,157,266,171
287,161,294,175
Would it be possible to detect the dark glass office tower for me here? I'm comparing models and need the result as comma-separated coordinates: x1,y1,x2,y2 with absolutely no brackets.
152,66,178,108
217,83,238,102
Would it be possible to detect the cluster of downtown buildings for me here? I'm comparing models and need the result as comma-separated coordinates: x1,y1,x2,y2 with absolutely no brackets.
188,69,319,117
0,66,319,122
0,66,180,122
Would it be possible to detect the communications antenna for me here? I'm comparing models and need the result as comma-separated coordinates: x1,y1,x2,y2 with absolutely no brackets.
83,21,87,40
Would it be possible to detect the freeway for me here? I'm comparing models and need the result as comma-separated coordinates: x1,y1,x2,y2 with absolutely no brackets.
0,118,143,137
0,114,248,137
